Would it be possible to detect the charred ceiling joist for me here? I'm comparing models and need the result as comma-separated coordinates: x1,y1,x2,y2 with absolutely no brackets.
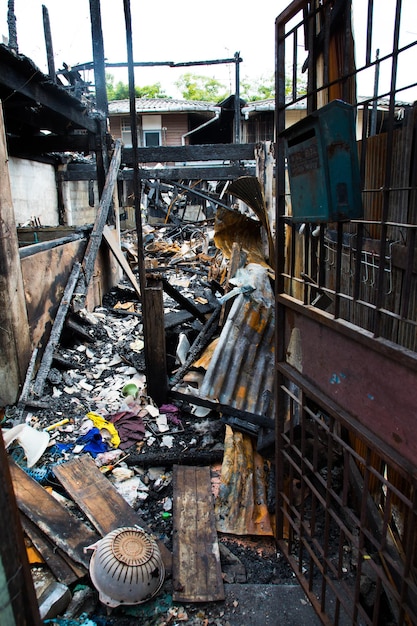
0,44,99,156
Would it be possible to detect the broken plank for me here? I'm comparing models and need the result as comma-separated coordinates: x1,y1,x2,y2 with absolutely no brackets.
9,460,98,569
172,465,224,603
103,224,141,298
20,514,86,585
53,454,172,573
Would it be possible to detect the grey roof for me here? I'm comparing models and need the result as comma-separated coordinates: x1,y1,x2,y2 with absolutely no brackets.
108,98,221,115
241,99,275,116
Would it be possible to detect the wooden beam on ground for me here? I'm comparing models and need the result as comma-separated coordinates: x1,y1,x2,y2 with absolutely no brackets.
20,514,86,585
9,460,98,569
31,262,81,397
172,465,224,602
0,101,32,405
53,454,172,574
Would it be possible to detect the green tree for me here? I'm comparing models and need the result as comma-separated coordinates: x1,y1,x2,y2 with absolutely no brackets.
240,74,275,101
175,73,228,102
106,73,170,100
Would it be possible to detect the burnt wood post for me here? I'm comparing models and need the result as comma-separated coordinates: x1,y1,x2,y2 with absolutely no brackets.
73,139,122,311
89,0,109,197
7,0,18,52
143,280,168,406
42,5,56,82
234,51,241,144
0,101,32,405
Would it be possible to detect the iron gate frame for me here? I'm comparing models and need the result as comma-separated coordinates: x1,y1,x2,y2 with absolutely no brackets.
274,1,417,624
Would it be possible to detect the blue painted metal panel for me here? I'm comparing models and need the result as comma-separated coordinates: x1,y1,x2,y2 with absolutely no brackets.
283,100,363,223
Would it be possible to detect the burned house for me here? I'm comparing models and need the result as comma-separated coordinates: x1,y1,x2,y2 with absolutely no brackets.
0,1,417,625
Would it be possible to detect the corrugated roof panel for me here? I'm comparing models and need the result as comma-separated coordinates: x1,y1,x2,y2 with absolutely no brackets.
199,264,275,416
108,98,221,115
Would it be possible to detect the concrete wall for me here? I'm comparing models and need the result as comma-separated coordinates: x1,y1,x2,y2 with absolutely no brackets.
9,157,58,226
9,157,100,227
61,179,99,226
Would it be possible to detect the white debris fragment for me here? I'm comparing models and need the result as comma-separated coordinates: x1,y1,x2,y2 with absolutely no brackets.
156,414,169,432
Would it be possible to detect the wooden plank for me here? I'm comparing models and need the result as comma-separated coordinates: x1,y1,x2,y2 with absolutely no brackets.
31,261,81,397
172,465,224,603
20,514,86,585
9,460,98,569
102,224,141,297
53,455,172,573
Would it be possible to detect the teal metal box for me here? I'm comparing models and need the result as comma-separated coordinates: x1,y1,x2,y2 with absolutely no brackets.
282,100,363,222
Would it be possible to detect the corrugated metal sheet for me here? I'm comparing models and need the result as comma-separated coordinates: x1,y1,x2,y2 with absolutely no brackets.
108,98,220,115
199,264,275,416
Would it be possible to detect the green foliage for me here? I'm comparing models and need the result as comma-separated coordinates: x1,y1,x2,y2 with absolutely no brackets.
106,73,170,100
240,74,275,101
105,70,305,103
174,73,228,102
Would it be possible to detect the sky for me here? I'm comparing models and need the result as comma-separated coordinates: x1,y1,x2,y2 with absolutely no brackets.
0,0,288,98
1,1,416,101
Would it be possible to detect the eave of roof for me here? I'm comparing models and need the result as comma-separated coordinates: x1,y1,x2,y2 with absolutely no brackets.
108,98,221,115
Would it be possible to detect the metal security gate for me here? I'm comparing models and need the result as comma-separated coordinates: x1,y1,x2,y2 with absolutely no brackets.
274,1,417,624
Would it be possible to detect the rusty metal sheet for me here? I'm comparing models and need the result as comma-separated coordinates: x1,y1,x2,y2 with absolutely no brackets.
199,264,275,416
284,308,417,465
214,426,274,536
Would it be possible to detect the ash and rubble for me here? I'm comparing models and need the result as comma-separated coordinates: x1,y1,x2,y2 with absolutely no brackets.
2,220,298,624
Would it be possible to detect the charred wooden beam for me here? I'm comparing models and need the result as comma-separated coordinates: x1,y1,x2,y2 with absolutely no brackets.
0,55,98,133
57,161,255,181
122,142,256,165
161,276,208,323
42,5,56,82
19,232,86,259
73,139,122,308
169,390,275,430
126,447,225,468
8,133,96,157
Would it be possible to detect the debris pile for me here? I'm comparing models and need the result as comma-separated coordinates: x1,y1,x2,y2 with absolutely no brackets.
2,216,296,624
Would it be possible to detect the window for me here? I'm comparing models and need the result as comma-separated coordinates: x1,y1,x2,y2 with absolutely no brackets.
121,120,140,148
144,130,161,147
142,115,162,147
